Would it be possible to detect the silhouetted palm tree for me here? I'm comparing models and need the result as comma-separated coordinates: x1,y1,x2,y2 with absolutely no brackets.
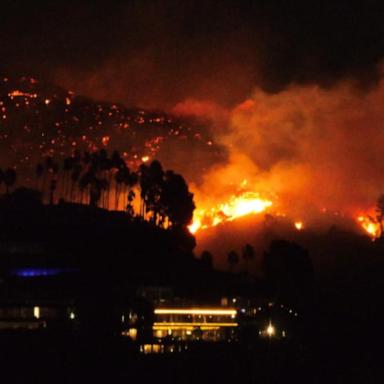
82,151,91,167
263,240,313,309
114,166,126,210
70,164,82,202
200,250,214,270
62,156,74,200
139,163,150,218
242,243,255,272
0,168,4,193
124,170,138,215
147,161,164,224
227,250,239,272
4,168,17,194
90,177,108,207
49,179,57,205
79,171,93,205
35,163,44,192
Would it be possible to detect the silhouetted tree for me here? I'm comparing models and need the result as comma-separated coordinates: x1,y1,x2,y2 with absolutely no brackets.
70,163,82,202
0,168,3,193
62,156,73,199
161,170,195,228
49,179,57,205
79,170,93,204
139,160,164,223
124,170,138,215
35,163,44,191
40,156,59,203
242,243,255,271
114,165,126,210
28,151,195,225
227,250,239,272
263,239,313,309
376,194,384,238
3,168,16,194
200,250,213,270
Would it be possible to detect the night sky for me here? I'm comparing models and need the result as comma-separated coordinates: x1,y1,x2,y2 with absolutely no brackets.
1,1,384,108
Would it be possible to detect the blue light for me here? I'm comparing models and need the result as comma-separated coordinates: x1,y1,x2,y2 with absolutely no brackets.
10,268,76,278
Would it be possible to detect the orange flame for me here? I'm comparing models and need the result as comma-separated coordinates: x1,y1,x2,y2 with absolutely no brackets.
357,215,381,239
188,191,273,234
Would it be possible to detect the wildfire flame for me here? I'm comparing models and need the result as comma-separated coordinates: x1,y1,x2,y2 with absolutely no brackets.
188,185,383,239
294,221,304,231
188,191,273,234
357,215,381,239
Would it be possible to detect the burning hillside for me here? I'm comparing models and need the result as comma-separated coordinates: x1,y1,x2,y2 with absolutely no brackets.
174,74,384,241
1,75,384,241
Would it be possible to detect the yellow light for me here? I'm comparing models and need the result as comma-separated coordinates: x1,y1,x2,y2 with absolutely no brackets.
153,325,194,331
154,308,237,316
153,322,238,328
141,156,149,162
155,329,165,338
122,328,138,340
128,327,137,340
33,306,40,319
266,323,275,337
141,344,164,354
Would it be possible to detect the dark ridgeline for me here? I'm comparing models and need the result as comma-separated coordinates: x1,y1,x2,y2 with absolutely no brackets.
0,76,224,189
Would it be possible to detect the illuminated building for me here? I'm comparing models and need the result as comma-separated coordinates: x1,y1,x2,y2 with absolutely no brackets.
152,307,238,342
0,303,77,331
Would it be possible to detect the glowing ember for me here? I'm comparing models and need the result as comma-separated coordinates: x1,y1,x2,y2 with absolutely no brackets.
8,90,37,98
357,215,381,239
101,136,110,146
188,191,273,233
294,221,304,231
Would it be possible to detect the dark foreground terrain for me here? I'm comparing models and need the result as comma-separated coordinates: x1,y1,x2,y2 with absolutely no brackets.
0,327,381,384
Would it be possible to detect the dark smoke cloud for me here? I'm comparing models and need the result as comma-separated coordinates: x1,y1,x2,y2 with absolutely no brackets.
1,1,384,108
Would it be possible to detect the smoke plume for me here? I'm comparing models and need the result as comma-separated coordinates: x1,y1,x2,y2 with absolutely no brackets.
173,67,384,224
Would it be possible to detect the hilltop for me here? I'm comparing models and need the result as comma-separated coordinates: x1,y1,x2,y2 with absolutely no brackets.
0,76,224,183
